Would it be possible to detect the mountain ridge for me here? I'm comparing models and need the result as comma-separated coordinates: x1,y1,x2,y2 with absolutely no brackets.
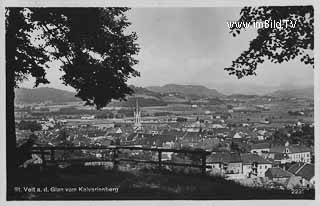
14,85,314,105
267,86,313,99
15,87,80,104
146,84,224,98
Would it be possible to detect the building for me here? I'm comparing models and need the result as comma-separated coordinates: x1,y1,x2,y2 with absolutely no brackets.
183,121,204,132
93,123,115,130
265,167,303,190
287,163,315,188
133,98,143,132
265,167,292,182
270,141,311,163
241,153,273,177
233,132,242,139
80,115,95,120
250,143,270,155
206,152,242,175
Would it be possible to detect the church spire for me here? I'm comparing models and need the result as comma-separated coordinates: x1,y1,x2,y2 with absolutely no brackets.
134,97,142,132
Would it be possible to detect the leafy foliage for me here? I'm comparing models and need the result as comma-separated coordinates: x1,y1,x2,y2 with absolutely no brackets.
6,8,50,87
6,8,140,109
225,6,314,78
17,120,42,131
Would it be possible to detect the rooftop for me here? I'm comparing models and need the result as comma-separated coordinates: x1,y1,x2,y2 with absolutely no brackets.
270,145,311,154
288,163,314,181
240,153,273,165
207,152,241,163
265,167,292,178
251,143,270,150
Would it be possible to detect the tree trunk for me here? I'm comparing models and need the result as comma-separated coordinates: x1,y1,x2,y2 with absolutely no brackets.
6,68,16,199
6,8,18,199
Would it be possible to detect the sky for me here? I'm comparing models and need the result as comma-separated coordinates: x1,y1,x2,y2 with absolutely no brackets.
20,7,314,95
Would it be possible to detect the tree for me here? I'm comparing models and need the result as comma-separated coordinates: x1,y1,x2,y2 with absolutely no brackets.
17,120,42,131
6,7,139,189
176,117,188,123
230,141,240,152
56,129,74,160
225,6,313,78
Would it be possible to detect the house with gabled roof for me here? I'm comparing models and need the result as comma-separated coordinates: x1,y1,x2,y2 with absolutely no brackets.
265,167,292,181
112,127,123,134
233,132,242,139
250,142,270,155
241,153,273,178
265,167,304,190
206,152,242,175
161,130,186,139
269,141,311,163
287,163,315,188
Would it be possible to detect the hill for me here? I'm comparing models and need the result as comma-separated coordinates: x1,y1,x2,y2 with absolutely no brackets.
108,97,167,107
268,87,313,99
130,85,162,98
14,86,168,107
147,84,224,98
15,87,80,104
106,85,167,107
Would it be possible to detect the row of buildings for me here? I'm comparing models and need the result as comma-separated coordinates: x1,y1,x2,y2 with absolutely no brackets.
205,152,314,189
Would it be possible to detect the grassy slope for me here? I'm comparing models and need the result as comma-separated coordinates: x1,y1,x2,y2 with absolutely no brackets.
8,166,315,200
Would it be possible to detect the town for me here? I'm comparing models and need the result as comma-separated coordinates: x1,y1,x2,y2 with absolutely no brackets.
15,85,315,192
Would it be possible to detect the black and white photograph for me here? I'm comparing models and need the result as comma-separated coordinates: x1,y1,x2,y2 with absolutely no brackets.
1,0,319,203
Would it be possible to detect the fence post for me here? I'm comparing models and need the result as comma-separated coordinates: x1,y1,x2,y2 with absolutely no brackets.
201,152,206,175
50,148,55,161
112,148,118,170
158,150,162,171
40,148,46,169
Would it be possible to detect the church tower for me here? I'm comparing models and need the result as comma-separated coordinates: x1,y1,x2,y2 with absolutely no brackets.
133,98,142,132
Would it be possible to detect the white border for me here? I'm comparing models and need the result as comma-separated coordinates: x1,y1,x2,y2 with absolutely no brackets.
1,0,319,7
0,0,319,206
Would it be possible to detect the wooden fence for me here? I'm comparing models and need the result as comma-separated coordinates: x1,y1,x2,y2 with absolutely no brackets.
31,146,211,174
